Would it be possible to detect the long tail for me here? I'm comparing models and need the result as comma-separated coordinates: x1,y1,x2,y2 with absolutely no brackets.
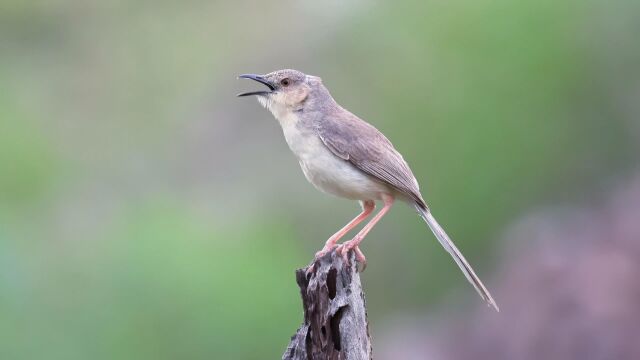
416,205,499,311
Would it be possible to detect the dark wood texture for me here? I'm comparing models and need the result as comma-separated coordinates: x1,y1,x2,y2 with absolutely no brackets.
282,250,372,360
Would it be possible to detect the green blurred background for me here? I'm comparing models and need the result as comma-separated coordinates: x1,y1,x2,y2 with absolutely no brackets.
1,0,638,359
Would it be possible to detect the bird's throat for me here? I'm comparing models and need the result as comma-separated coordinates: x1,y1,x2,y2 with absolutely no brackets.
259,97,299,127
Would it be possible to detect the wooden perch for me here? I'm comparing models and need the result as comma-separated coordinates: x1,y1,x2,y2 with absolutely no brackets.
282,250,372,360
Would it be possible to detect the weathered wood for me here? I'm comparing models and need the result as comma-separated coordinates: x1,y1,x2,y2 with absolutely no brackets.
283,250,372,360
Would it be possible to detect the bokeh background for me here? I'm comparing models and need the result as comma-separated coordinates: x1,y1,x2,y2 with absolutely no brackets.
1,0,639,359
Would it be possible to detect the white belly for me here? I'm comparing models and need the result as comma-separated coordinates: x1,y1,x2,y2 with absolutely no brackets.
279,115,389,200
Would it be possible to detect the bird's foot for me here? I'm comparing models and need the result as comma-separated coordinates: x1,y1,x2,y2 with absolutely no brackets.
354,246,367,272
314,234,345,260
314,243,338,260
336,240,367,272
306,244,338,277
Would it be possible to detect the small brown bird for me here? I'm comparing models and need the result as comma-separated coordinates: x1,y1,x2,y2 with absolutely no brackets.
238,69,498,311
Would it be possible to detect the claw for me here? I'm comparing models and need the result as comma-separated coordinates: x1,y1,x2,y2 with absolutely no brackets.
354,246,367,272
335,244,351,264
304,260,319,277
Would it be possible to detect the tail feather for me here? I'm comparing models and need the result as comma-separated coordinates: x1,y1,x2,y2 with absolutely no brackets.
416,205,499,311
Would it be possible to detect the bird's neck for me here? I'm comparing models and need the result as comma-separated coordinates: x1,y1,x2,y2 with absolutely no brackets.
274,107,301,129
258,96,301,127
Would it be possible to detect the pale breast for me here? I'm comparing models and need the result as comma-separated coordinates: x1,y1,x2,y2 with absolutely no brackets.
279,114,389,201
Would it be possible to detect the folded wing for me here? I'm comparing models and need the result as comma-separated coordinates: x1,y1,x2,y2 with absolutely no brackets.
315,110,427,209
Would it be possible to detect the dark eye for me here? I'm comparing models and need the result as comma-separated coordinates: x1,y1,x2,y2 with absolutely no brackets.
280,78,290,86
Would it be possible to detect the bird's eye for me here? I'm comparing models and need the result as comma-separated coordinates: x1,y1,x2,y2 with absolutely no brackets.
281,78,290,86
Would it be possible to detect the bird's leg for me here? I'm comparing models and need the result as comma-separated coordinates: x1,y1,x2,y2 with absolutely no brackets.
338,194,395,266
314,200,375,259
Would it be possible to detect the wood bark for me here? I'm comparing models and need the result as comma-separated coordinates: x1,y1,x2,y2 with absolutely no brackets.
282,250,372,360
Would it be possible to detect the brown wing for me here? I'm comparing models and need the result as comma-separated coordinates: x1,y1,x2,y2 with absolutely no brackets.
315,110,427,208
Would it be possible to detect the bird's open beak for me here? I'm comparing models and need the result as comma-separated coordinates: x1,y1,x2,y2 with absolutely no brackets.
237,74,275,97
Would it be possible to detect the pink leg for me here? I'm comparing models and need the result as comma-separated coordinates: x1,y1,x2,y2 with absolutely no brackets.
338,194,395,264
315,200,375,258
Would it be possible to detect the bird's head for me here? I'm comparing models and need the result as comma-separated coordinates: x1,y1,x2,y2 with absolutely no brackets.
237,69,327,116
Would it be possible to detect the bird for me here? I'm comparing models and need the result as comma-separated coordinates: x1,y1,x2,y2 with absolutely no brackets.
237,69,498,311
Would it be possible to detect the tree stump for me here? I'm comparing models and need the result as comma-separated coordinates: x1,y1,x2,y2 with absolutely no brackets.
282,250,372,360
